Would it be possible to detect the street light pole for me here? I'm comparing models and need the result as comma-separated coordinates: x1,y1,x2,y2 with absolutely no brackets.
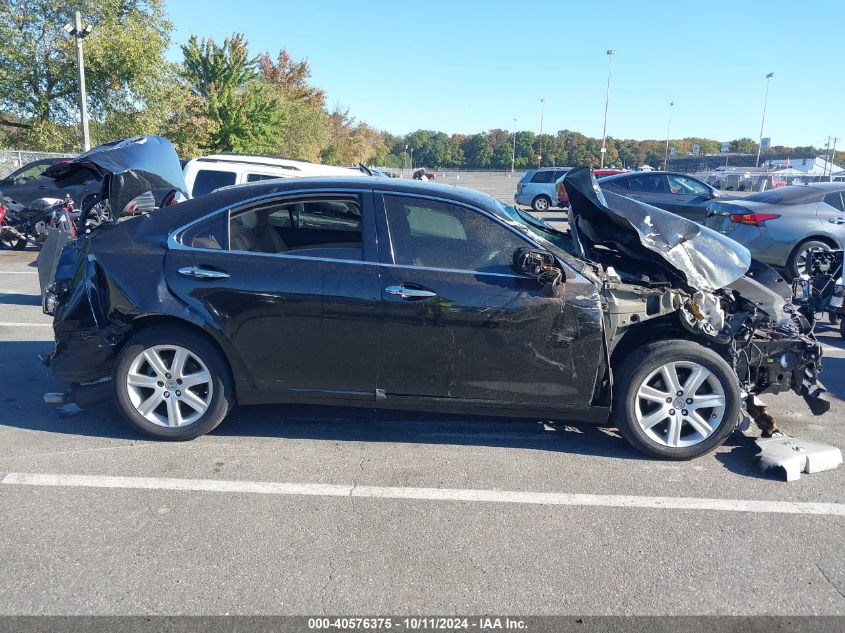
537,99,544,168
755,72,774,168
63,11,94,152
511,118,517,174
664,101,674,170
600,49,616,168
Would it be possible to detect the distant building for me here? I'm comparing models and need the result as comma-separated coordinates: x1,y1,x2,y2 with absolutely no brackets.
765,157,843,177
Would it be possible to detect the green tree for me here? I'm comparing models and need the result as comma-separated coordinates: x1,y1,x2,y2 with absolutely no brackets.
729,138,759,153
258,48,330,161
0,0,173,150
462,133,493,168
181,33,285,154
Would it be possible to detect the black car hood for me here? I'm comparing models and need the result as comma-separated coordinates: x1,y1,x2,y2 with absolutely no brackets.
563,167,751,292
44,135,186,220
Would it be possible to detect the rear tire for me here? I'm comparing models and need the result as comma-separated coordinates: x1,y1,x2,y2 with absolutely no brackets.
114,325,234,440
1,232,28,250
785,239,831,281
531,195,551,212
613,340,740,460
840,319,845,340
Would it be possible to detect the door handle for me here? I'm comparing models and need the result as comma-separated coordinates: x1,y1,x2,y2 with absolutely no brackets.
178,266,230,280
828,218,845,225
385,285,437,299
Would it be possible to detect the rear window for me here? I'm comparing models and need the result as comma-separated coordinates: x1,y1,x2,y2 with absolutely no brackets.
745,187,826,205
191,169,237,197
530,170,556,184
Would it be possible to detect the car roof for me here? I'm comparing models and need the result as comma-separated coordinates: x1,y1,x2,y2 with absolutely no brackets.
143,176,508,237
598,170,711,184
193,153,315,167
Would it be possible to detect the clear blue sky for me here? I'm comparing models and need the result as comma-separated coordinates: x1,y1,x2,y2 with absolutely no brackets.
164,0,844,147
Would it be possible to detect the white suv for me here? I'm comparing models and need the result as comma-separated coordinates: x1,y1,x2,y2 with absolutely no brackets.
182,154,369,199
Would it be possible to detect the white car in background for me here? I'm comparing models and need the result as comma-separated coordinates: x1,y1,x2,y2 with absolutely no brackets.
182,154,369,199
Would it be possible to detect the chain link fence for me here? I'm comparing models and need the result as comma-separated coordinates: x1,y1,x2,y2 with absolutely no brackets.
0,149,74,179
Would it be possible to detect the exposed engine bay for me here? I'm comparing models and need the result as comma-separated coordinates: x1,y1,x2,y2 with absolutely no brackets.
558,168,828,428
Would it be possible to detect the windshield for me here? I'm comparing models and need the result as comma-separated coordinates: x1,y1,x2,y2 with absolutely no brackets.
493,200,578,255
745,186,823,205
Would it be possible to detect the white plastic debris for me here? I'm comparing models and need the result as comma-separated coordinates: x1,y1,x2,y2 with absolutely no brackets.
755,434,843,481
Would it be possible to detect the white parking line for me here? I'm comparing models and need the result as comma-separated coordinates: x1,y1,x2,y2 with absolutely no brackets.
821,344,845,357
0,322,51,327
0,271,39,274
3,472,844,516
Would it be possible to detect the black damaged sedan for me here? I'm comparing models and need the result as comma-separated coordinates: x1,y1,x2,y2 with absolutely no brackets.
41,136,828,459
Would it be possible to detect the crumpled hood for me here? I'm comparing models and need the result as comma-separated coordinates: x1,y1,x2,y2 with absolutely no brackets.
44,135,186,220
564,167,751,292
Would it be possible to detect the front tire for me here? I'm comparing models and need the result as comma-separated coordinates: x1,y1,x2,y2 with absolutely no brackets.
114,326,234,440
531,195,551,212
613,340,740,460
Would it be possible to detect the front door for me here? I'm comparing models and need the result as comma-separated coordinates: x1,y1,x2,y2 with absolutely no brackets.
375,192,600,409
664,174,713,221
165,190,381,398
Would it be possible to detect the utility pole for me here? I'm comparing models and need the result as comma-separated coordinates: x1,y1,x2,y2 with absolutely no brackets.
664,101,674,170
511,118,517,174
63,11,94,152
537,99,544,168
828,137,840,179
600,49,616,168
755,72,774,167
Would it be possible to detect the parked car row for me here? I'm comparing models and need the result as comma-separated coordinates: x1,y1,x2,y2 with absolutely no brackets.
515,167,628,212
514,164,845,284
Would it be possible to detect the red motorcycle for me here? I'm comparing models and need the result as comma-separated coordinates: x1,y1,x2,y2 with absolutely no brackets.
0,193,78,249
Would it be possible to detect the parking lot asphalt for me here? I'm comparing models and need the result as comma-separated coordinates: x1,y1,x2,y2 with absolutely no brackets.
1,247,844,615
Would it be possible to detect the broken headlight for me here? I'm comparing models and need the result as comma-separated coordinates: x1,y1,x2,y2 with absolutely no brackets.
42,280,70,316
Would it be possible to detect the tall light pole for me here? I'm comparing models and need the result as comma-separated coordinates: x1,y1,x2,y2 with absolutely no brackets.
755,72,774,167
403,143,408,176
537,99,544,168
511,117,517,174
600,49,616,168
664,101,675,170
63,11,94,152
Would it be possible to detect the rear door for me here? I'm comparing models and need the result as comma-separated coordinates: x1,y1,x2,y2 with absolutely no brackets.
818,191,845,240
164,188,381,399
623,174,670,209
374,191,599,408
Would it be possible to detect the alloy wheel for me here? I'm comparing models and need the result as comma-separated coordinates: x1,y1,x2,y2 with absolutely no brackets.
125,345,213,428
634,361,726,448
796,244,829,279
533,196,550,211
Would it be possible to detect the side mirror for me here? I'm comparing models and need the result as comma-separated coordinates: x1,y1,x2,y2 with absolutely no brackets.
513,247,563,297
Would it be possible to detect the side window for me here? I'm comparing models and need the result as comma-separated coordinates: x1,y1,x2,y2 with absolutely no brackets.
667,175,710,196
181,213,228,250
246,173,279,183
607,177,629,190
530,170,555,183
12,161,51,182
191,169,237,197
628,175,666,193
824,192,845,212
384,195,529,274
229,196,362,260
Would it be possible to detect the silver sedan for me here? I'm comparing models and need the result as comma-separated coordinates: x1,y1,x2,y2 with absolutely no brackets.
703,183,845,279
